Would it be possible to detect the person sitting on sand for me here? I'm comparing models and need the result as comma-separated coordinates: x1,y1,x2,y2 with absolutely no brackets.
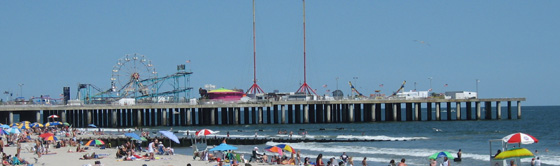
77,144,86,152
261,153,268,163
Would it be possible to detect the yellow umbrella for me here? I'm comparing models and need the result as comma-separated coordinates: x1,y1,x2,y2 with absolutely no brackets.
494,148,534,160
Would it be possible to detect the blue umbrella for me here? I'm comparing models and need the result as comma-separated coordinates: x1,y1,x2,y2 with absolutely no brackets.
0,124,9,129
7,127,20,134
209,143,238,151
124,133,142,140
88,124,97,128
159,130,180,144
0,129,7,135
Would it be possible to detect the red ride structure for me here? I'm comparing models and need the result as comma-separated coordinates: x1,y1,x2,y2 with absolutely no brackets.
247,0,265,94
296,0,317,96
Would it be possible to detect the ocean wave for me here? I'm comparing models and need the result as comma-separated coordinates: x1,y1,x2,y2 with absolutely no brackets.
336,135,429,141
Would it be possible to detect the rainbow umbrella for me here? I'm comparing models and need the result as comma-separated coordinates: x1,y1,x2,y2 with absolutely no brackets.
494,148,534,160
85,139,105,146
44,136,58,141
265,146,284,156
30,122,44,128
275,144,295,154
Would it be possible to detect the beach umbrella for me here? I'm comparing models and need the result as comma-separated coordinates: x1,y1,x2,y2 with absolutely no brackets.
17,122,31,129
85,139,105,146
30,122,44,128
209,143,238,151
44,135,58,141
0,129,7,135
159,130,180,144
45,121,62,127
0,124,10,129
503,133,538,146
6,127,20,135
494,148,534,160
124,133,142,140
88,124,97,128
265,146,284,156
132,137,148,142
275,144,296,154
39,133,54,138
10,122,20,127
47,115,59,119
195,129,215,136
62,122,71,126
429,151,455,160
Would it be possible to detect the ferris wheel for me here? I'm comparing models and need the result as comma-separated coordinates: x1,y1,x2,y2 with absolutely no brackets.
110,54,157,98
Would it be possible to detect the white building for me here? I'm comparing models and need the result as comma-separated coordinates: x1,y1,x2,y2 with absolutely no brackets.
445,91,477,99
396,90,429,99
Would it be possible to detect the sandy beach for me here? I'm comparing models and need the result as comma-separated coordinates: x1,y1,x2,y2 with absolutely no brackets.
1,133,273,166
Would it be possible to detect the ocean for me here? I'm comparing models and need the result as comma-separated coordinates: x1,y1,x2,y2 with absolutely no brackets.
143,106,560,166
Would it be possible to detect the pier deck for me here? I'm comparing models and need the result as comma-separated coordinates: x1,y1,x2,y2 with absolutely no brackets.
0,98,525,128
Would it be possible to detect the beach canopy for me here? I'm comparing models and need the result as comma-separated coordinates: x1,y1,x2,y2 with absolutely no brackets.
85,139,105,146
494,148,534,160
209,143,238,151
502,133,538,145
159,131,180,144
429,151,455,160
124,133,142,140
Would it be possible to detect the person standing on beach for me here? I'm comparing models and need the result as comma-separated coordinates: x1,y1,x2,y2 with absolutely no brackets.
35,139,41,158
148,139,157,159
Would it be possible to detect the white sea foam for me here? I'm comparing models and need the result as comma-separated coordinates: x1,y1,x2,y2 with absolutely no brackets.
336,135,429,141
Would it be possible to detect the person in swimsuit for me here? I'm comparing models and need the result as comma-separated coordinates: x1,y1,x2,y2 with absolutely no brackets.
316,153,324,166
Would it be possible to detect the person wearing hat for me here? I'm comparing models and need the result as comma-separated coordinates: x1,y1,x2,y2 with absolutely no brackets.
249,147,262,162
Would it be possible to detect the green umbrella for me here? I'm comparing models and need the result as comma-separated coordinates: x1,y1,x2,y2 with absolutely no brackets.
62,122,71,126
429,151,455,160
132,137,148,141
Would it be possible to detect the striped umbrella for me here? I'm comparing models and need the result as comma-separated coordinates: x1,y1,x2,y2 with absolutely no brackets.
30,122,44,128
45,121,62,127
10,122,20,127
44,136,58,141
85,139,105,146
39,133,54,138
17,122,31,129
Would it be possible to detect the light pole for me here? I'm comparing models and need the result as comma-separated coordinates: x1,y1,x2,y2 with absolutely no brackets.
428,77,433,91
18,83,24,98
476,79,480,98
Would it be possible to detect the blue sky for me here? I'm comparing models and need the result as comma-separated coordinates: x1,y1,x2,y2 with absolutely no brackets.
1,1,558,106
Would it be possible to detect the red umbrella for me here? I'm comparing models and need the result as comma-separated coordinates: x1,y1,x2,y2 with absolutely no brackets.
502,133,538,146
39,133,54,138
195,129,215,136
47,115,59,119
